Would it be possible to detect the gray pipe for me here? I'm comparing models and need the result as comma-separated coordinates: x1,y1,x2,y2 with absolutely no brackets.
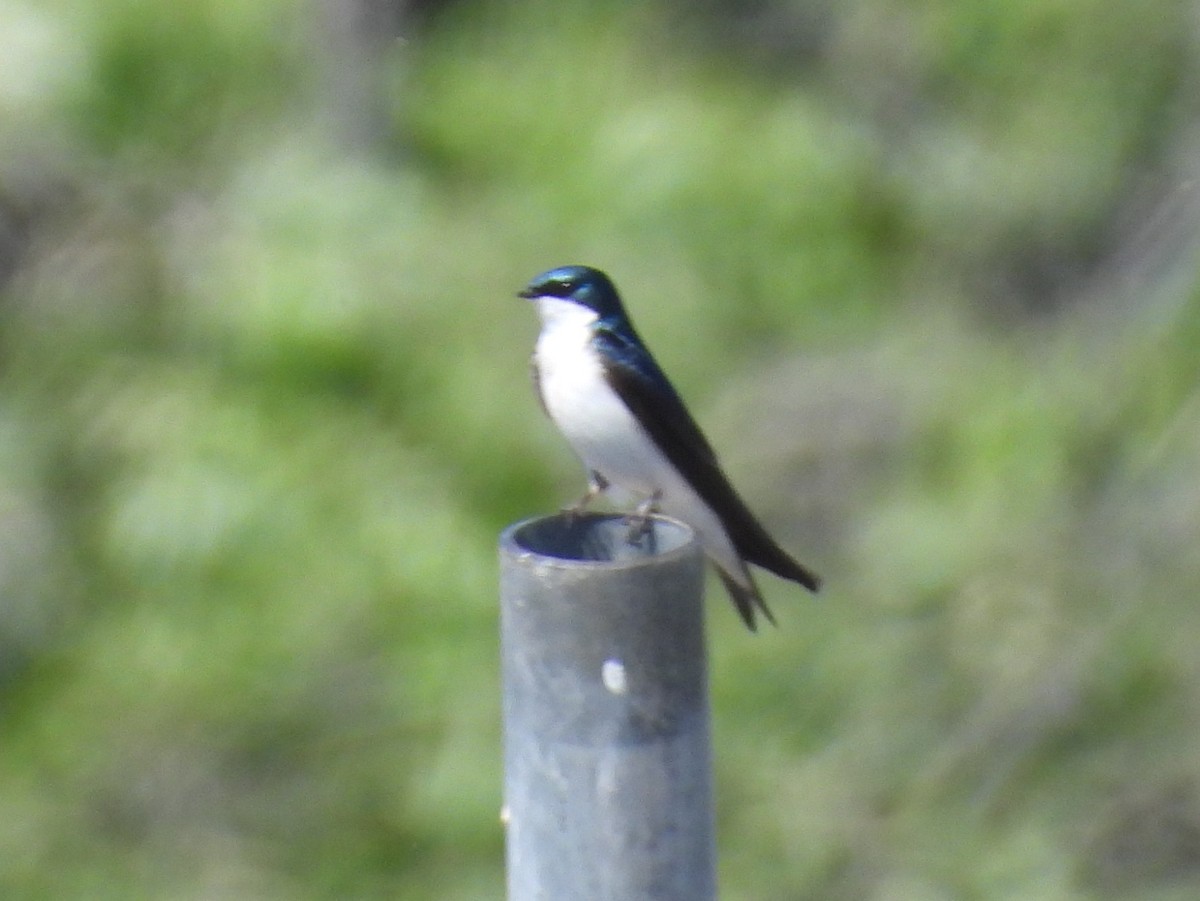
498,512,715,901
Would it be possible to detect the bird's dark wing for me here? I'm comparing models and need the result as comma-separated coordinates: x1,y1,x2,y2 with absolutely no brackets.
593,322,820,594
592,323,720,464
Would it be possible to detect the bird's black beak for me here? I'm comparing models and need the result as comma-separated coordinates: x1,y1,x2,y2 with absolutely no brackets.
517,287,536,299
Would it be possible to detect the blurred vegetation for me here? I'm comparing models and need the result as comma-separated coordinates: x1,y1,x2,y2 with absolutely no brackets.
1,0,1199,897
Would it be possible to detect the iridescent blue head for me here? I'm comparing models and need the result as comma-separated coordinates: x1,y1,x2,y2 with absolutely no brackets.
518,265,626,320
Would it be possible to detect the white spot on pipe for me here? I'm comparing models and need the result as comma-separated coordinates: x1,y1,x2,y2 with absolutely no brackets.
601,658,628,695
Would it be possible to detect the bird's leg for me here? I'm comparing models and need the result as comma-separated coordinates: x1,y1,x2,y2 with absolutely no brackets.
563,471,609,523
624,490,662,544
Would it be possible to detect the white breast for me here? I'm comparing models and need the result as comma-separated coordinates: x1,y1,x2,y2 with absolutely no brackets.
533,297,666,497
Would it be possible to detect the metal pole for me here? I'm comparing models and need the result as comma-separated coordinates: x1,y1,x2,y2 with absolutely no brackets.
498,512,715,901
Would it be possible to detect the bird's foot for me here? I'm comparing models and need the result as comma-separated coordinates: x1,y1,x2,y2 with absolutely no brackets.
562,472,609,525
624,492,662,545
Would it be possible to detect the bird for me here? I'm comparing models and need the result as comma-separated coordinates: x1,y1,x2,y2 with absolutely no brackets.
518,264,820,630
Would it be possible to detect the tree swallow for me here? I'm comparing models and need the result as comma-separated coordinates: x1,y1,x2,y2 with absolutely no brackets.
519,264,821,630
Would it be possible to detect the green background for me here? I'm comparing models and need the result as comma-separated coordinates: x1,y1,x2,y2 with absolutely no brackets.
1,0,1199,897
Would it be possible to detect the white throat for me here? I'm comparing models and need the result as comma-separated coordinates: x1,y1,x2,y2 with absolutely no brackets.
533,295,599,333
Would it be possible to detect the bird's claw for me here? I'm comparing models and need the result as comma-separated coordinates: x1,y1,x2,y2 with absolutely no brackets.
624,514,652,544
562,472,609,526
624,493,661,545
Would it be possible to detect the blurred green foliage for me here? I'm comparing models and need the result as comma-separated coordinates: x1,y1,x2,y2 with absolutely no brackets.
1,0,1199,897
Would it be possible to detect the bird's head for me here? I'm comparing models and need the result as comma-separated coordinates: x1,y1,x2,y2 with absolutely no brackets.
518,265,626,323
